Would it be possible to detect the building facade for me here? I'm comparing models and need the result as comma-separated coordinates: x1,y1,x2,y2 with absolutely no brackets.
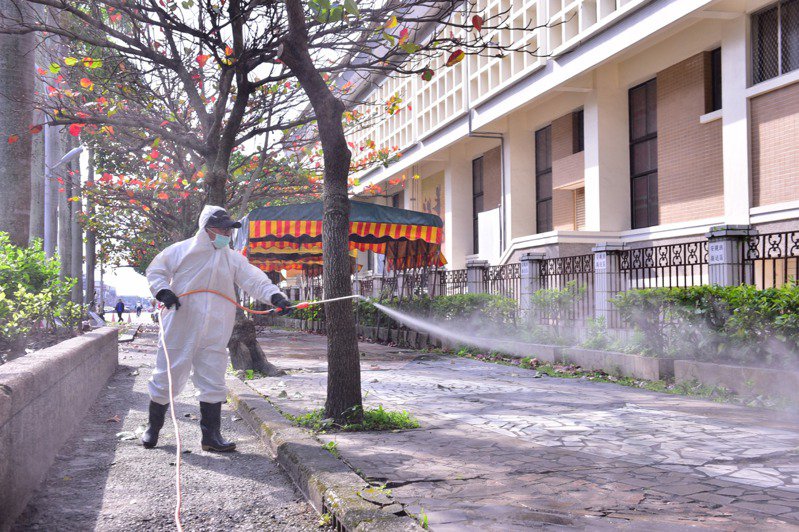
349,0,799,277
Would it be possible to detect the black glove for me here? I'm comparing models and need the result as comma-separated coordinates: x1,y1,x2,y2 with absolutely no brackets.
156,289,181,310
270,293,292,316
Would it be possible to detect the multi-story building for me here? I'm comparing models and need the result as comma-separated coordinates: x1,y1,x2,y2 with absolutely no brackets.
350,0,799,274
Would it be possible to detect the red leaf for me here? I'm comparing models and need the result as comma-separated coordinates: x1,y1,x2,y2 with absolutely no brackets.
472,15,483,32
29,125,43,134
150,150,160,159
68,124,84,137
157,192,169,200
196,54,210,67
7,134,19,144
421,68,434,81
445,50,465,67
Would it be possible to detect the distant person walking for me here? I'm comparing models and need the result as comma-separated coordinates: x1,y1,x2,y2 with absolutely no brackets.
135,302,143,317
115,299,125,322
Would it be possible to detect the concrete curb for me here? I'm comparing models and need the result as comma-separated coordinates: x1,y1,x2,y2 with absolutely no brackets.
226,378,423,532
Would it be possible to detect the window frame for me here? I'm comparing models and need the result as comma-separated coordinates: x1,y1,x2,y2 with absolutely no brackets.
472,157,484,254
572,109,584,154
628,78,659,230
535,125,553,234
752,0,799,84
708,47,722,113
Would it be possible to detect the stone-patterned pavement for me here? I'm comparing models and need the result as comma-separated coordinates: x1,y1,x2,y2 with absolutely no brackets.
249,328,799,530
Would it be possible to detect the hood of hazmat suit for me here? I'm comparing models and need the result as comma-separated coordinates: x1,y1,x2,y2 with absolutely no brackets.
145,205,285,404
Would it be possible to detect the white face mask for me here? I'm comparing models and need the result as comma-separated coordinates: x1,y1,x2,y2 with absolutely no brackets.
212,233,231,249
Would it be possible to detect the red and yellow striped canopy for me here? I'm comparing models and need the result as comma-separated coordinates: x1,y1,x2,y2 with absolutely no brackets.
241,201,445,272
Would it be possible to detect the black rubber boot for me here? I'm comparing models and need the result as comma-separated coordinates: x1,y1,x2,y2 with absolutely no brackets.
200,401,236,452
141,401,169,448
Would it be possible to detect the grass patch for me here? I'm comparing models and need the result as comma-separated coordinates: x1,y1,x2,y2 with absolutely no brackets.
289,405,420,433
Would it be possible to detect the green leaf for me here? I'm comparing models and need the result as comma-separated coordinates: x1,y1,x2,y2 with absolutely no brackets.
329,6,343,22
400,42,420,54
318,0,330,9
382,31,395,46
49,62,61,74
343,0,359,16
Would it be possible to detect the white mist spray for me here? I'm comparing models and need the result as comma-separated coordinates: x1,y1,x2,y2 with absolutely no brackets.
368,299,531,356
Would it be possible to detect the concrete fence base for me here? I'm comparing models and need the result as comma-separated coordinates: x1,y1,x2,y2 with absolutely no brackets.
0,327,118,530
675,360,799,401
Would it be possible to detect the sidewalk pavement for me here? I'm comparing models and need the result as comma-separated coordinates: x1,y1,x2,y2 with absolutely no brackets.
238,327,799,531
13,327,321,531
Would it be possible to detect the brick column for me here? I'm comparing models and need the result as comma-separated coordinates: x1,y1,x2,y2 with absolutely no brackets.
466,259,489,294
592,243,625,326
520,252,545,313
707,225,754,287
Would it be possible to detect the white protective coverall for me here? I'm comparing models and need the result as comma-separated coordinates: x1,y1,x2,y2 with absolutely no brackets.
146,205,285,404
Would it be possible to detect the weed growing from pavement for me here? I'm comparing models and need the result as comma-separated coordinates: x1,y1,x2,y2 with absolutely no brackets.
418,509,429,529
288,405,420,433
443,347,792,409
318,513,332,527
322,440,340,458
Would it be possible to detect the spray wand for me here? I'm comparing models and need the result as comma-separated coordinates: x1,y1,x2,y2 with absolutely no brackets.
156,290,364,530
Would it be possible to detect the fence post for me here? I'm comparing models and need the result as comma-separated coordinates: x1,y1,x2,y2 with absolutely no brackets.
372,275,383,299
592,243,624,326
520,252,546,313
706,225,754,286
427,269,442,297
466,259,489,294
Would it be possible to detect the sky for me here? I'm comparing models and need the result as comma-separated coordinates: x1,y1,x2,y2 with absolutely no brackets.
103,266,152,297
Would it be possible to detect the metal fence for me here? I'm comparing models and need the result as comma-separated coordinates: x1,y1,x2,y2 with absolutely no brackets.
620,241,709,289
538,254,595,323
484,263,521,302
745,231,799,289
440,268,468,295
354,277,373,297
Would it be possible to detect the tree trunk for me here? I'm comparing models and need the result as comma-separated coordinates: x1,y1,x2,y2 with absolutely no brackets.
207,167,227,207
57,131,71,281
85,149,95,306
280,0,361,424
0,0,34,246
69,137,82,303
227,311,286,377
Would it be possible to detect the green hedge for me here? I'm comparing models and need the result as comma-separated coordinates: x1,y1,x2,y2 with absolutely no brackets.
0,233,83,356
612,284,799,366
291,293,518,333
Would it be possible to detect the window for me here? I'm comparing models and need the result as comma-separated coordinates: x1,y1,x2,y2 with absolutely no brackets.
708,48,722,112
391,193,401,208
629,79,658,229
575,188,586,230
752,0,799,84
572,109,584,153
472,157,484,254
535,126,553,233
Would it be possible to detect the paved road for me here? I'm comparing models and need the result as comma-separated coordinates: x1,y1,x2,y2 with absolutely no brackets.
14,327,321,531
250,328,799,530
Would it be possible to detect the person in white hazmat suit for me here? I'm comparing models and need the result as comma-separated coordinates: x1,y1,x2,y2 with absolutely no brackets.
142,205,292,452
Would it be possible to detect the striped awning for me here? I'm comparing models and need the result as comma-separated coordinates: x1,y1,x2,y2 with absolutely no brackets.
240,201,446,272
